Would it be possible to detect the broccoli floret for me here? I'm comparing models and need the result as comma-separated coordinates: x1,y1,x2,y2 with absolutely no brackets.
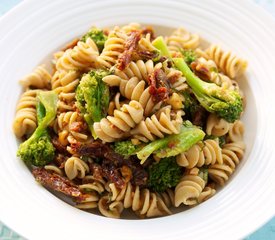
152,38,243,123
81,27,107,52
76,70,110,138
136,121,205,164
173,58,243,123
113,140,139,157
180,49,197,65
17,91,58,166
148,157,181,193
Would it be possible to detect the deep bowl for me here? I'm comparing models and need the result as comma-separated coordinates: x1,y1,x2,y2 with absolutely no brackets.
1,0,275,239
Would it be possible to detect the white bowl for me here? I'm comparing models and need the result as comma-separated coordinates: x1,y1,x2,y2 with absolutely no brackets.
1,0,275,239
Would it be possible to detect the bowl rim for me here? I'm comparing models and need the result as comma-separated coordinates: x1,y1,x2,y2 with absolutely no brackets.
1,0,275,240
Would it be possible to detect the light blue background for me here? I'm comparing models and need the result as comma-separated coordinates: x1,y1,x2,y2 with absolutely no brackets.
0,0,275,239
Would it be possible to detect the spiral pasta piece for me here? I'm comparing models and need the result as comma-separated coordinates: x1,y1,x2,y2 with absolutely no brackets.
51,70,80,111
56,111,88,146
209,142,245,185
82,174,107,187
205,45,247,79
19,65,52,89
131,106,183,142
74,175,108,210
166,27,200,57
227,120,244,143
97,27,128,69
44,165,64,176
175,175,206,207
165,67,188,91
156,189,175,208
222,142,245,170
106,92,129,115
13,89,40,138
210,72,237,90
138,33,158,53
121,22,141,34
94,100,144,142
64,156,89,180
211,74,243,96
114,59,158,81
206,114,231,137
195,48,211,59
76,200,98,210
208,164,233,186
176,139,223,168
103,76,162,116
197,185,216,203
75,192,99,209
108,182,172,218
98,196,124,218
56,38,99,72
80,174,106,194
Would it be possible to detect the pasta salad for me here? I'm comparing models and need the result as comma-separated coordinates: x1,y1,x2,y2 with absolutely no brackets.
13,23,246,219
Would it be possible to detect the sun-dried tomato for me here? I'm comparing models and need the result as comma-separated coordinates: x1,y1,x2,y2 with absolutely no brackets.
148,68,171,103
117,30,141,70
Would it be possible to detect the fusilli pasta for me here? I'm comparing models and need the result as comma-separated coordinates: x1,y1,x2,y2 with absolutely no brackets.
113,59,158,82
166,27,200,57
205,45,247,79
13,89,40,138
94,100,144,142
64,156,90,180
176,139,223,168
131,106,183,142
97,27,127,69
19,65,52,89
103,76,162,116
56,38,99,72
175,175,206,207
108,182,172,218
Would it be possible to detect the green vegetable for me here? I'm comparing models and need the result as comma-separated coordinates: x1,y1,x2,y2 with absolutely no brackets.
152,36,171,59
136,121,205,164
181,49,197,65
218,135,226,147
81,27,107,52
198,167,208,183
181,91,202,120
113,140,139,157
76,70,110,138
173,58,243,123
17,91,58,166
148,157,182,193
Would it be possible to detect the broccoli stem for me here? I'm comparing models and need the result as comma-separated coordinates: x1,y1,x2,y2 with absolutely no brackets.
173,58,207,93
136,121,205,164
27,91,57,142
152,36,171,59
37,91,58,129
36,101,46,124
137,140,166,164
